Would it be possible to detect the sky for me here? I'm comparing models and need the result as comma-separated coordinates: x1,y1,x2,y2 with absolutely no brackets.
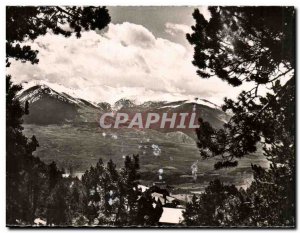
7,6,248,105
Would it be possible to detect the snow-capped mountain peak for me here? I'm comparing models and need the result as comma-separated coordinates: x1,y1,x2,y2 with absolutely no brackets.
113,98,136,110
17,84,98,108
183,99,221,110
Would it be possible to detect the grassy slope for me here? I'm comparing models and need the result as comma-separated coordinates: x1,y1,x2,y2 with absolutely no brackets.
23,123,268,193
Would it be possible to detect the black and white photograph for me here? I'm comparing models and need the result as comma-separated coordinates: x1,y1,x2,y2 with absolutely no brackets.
5,5,295,228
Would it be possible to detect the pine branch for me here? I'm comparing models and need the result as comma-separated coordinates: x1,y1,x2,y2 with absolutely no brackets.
253,75,294,121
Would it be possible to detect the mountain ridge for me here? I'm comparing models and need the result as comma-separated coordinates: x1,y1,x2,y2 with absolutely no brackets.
17,84,230,128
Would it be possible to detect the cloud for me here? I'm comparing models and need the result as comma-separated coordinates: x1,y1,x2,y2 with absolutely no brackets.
105,22,156,49
7,22,246,105
165,23,192,36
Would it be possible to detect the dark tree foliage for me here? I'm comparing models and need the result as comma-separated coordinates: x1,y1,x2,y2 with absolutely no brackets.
81,156,163,226
187,6,295,165
6,6,110,225
136,190,164,226
6,6,111,67
183,180,251,226
184,7,295,227
7,76,63,224
188,7,294,85
7,75,49,224
46,177,86,226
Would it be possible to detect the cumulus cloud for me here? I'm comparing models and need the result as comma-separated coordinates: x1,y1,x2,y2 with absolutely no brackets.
165,23,192,36
7,22,246,105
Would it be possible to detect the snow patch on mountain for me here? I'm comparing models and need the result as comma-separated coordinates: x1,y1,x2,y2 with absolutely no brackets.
114,98,136,110
17,83,99,108
17,81,224,116
184,99,220,109
158,104,182,109
19,80,99,107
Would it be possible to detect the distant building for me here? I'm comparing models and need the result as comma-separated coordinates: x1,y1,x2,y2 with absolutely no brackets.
140,183,186,225
34,218,46,226
151,192,175,205
137,184,149,192
152,181,174,193
62,173,70,178
159,207,185,225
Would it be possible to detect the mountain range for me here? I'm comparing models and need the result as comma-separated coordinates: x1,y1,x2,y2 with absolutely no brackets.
18,84,267,191
17,84,230,129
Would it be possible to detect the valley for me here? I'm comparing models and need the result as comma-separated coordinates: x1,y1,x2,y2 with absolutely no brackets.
23,122,268,194
20,84,269,194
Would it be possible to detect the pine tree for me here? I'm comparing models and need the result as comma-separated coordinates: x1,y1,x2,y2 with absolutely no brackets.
6,6,111,225
185,6,295,227
136,190,163,226
184,180,251,226
119,155,141,225
6,75,43,224
48,161,62,190
81,155,162,226
6,6,111,67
